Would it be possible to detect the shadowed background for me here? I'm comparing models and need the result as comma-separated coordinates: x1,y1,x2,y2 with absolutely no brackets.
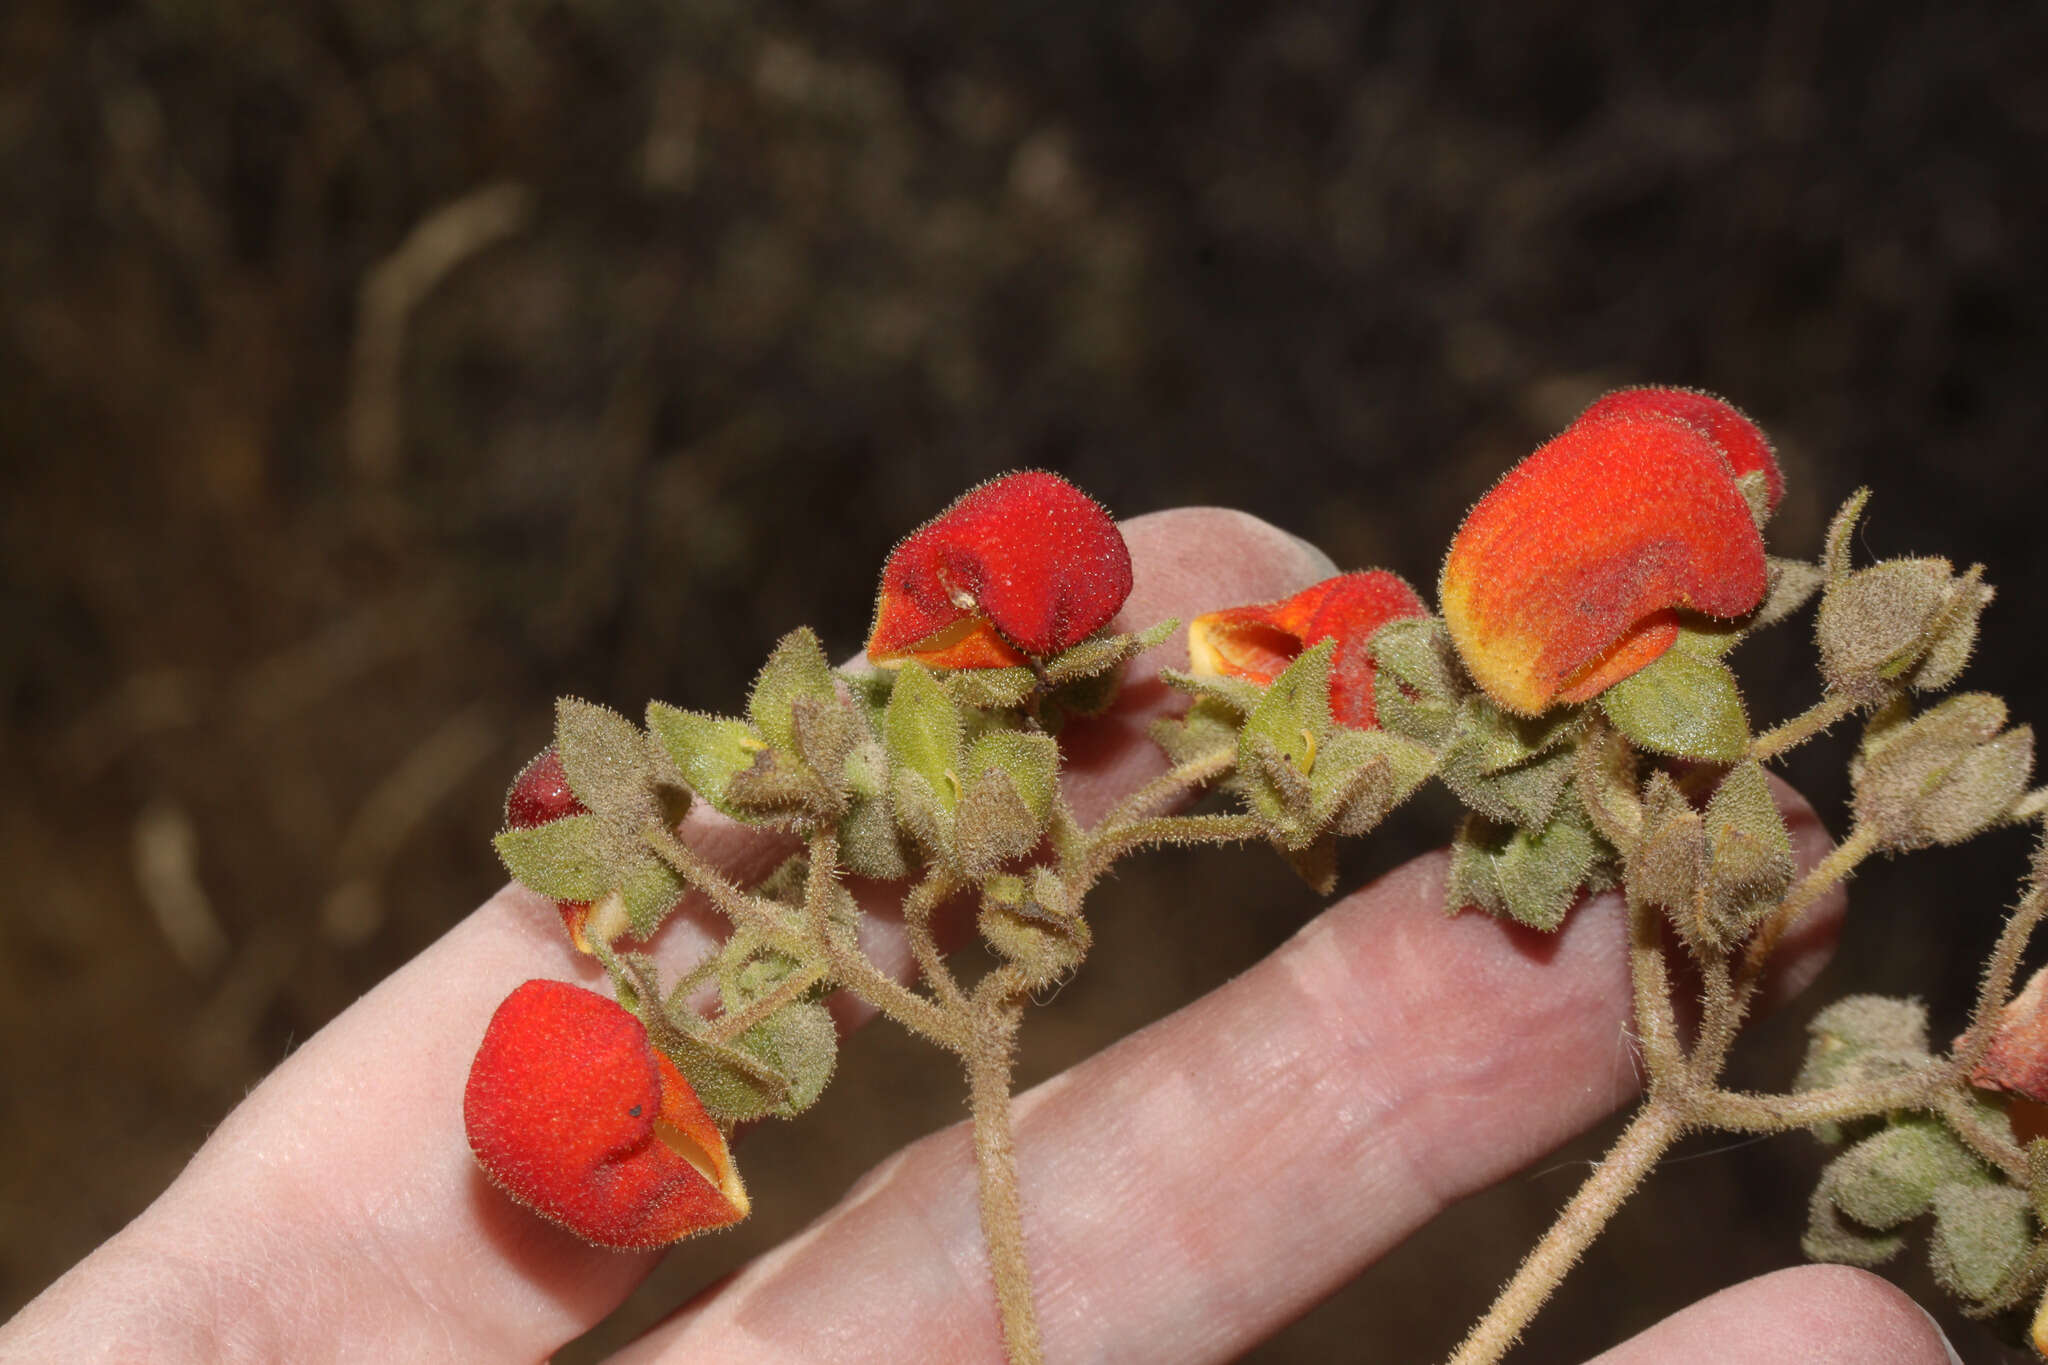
3,1,2045,1358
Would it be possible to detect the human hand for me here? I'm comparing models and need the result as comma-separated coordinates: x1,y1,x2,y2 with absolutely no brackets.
0,509,1962,1364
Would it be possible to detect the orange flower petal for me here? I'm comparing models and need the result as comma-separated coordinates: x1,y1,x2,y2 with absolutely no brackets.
1970,965,2048,1105
464,980,749,1249
867,471,1132,667
1577,386,1783,514
1188,571,1429,728
1441,410,1768,715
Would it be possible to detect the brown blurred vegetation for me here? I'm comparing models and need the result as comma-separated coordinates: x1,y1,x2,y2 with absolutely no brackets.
3,0,2045,1358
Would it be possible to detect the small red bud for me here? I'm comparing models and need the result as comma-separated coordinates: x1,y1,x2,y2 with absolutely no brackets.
464,980,749,1249
1187,571,1429,728
504,747,595,952
866,470,1134,669
1440,405,1770,715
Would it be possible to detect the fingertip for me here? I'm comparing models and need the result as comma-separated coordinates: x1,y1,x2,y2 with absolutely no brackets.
1590,1265,1958,1365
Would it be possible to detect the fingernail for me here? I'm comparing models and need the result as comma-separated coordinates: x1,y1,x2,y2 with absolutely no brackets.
1285,532,1341,580
1913,1302,1964,1365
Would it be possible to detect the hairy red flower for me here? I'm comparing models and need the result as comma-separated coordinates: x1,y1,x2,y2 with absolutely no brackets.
866,470,1133,669
1576,386,1784,513
1188,571,1429,728
505,747,595,952
464,980,749,1249
1440,404,1770,715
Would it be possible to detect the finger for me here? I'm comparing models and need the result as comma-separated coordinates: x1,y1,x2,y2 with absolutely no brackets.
608,791,1848,1363
0,506,1330,1364
1586,1265,1959,1365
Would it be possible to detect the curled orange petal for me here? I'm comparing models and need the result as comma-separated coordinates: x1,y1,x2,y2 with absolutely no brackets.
1440,409,1768,715
867,470,1132,668
1188,571,1428,728
464,980,749,1249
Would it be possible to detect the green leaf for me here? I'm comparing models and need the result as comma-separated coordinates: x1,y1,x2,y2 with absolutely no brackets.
942,667,1038,710
749,628,838,756
1598,650,1750,761
1158,666,1268,717
734,1000,838,1119
884,663,964,810
1446,798,1602,931
1753,557,1827,631
1438,699,1582,828
1822,487,1873,583
616,855,685,937
837,739,909,880
1150,696,1241,766
554,698,662,821
646,703,763,815
966,731,1058,826
1309,727,1436,837
1698,759,1794,944
494,815,611,902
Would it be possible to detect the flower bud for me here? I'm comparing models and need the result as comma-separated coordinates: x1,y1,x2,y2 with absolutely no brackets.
867,470,1133,669
505,747,596,951
1440,406,1770,715
1187,571,1428,728
464,979,749,1249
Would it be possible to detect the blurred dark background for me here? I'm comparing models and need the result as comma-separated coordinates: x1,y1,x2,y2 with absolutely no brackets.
3,0,2045,1359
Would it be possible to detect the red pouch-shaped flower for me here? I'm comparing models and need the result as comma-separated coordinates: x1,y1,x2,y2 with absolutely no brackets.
866,470,1133,669
1440,402,1770,716
465,979,749,1249
1188,571,1429,728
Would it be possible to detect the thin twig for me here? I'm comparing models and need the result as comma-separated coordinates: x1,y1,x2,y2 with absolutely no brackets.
1749,691,1862,763
965,1003,1044,1365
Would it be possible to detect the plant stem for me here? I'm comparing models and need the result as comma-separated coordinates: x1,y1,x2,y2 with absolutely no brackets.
1701,1071,1946,1134
965,1004,1044,1365
1070,812,1265,898
1625,897,1687,1084
901,869,970,1012
1950,875,2048,1081
1445,1104,1686,1365
644,823,796,939
1725,824,1881,1031
799,831,959,1048
1937,1089,2029,1183
1749,691,1861,762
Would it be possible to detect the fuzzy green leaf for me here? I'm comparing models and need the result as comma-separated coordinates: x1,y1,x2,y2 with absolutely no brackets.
1598,649,1749,762
885,663,965,809
1826,1118,1991,1232
554,698,663,822
646,703,762,815
1446,798,1601,931
616,855,685,937
494,815,611,902
662,1027,793,1125
734,1000,838,1119
1150,696,1241,766
749,627,838,756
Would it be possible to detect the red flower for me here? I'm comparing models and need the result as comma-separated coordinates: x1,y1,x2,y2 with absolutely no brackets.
464,980,749,1249
1575,386,1783,514
866,470,1133,669
1440,398,1771,716
1187,571,1429,728
505,748,595,952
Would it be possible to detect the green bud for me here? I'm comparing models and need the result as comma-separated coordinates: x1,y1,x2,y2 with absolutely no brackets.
836,738,910,880
978,869,1087,987
749,628,839,757
1825,1118,1991,1234
1852,693,2033,851
1929,1182,2033,1307
1795,995,1932,1099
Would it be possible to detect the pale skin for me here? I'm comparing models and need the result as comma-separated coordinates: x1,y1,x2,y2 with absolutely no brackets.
0,510,1960,1365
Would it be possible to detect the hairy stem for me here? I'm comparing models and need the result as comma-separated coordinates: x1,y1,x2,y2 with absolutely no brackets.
800,831,958,1049
1446,1104,1686,1365
965,1004,1044,1365
1950,875,2048,1081
1749,690,1862,762
644,823,796,939
1701,1071,1948,1134
1937,1089,2029,1184
901,869,970,1013
1718,823,1881,1056
1625,897,1687,1085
